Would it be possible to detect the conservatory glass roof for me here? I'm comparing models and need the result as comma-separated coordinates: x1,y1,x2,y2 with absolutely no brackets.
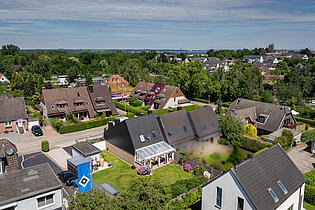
135,141,175,161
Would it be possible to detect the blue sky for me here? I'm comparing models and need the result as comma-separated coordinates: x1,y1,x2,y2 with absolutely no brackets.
0,0,315,49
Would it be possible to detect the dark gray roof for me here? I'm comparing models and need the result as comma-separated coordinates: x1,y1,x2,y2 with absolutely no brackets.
72,142,101,157
159,110,195,145
0,163,62,206
105,114,166,155
231,144,305,210
188,106,221,140
0,96,28,121
228,98,294,133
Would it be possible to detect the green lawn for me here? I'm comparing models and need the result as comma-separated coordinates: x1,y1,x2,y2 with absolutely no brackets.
304,202,315,210
202,152,231,165
92,151,195,192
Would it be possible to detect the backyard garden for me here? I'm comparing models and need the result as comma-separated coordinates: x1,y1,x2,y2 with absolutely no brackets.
92,151,200,193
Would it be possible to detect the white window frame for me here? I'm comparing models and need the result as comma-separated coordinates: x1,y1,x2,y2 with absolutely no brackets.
4,121,12,127
0,202,17,210
36,192,55,209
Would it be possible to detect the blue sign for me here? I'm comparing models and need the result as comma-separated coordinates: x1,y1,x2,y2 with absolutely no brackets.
77,161,91,194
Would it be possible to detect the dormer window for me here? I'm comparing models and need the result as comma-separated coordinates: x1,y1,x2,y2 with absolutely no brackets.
57,104,67,108
146,134,151,140
77,92,80,97
112,78,115,82
257,115,266,123
152,131,158,139
74,102,84,107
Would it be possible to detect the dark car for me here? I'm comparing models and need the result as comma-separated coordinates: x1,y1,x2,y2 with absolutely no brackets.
31,125,43,136
58,171,77,186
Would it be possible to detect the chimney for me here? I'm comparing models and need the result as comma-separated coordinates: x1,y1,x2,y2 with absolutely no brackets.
147,109,152,115
177,106,182,111
88,86,94,93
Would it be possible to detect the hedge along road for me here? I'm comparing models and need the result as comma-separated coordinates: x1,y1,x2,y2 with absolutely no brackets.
15,125,106,155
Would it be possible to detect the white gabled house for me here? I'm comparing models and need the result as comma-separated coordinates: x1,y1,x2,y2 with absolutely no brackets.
202,144,305,210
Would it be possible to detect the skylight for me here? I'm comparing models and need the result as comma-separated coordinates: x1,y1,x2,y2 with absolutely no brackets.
277,181,288,194
268,188,279,202
201,123,207,131
139,135,145,142
152,131,158,139
183,126,188,133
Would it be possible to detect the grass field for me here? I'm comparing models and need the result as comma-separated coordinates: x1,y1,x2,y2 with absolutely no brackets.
92,151,195,192
304,202,315,210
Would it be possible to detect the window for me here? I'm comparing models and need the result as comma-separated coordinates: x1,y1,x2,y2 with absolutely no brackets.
169,128,179,137
75,102,84,107
4,121,12,127
86,101,89,105
183,126,188,133
216,187,222,208
277,180,288,194
122,84,124,87
37,194,54,208
112,78,115,82
257,116,266,123
139,135,145,142
237,197,244,210
77,92,80,97
152,131,158,139
117,84,120,88
287,204,293,210
116,78,119,82
268,188,279,202
51,105,55,110
201,123,208,132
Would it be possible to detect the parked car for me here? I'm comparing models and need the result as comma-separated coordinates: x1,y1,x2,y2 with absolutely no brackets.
31,125,43,136
58,171,77,186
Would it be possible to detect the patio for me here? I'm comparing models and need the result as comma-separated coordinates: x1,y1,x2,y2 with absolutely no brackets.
92,151,195,192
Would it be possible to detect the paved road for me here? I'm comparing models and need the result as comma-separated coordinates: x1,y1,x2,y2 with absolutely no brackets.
288,143,315,174
8,125,106,155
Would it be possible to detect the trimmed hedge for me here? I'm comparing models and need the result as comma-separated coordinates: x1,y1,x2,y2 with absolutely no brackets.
305,184,315,205
115,101,145,115
59,114,134,134
239,136,272,153
41,140,50,152
301,129,315,142
181,105,200,112
295,116,315,127
192,98,210,104
305,169,315,187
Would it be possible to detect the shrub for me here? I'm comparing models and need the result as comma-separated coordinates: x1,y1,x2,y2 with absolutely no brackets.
152,108,170,115
127,97,143,107
227,146,247,165
194,166,206,176
305,169,315,187
305,184,315,205
169,176,208,198
184,164,192,172
168,189,202,209
52,118,62,131
295,116,315,127
137,166,148,175
210,161,224,171
181,105,200,112
66,112,74,121
193,98,210,104
41,140,50,152
239,136,272,153
301,129,315,142
306,124,310,131
243,124,257,138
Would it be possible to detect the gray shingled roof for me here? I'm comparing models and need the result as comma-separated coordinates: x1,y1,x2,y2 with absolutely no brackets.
0,163,62,206
0,96,28,121
228,98,294,133
231,144,305,210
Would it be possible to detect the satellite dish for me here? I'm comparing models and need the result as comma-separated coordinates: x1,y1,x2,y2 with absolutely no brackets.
6,148,14,156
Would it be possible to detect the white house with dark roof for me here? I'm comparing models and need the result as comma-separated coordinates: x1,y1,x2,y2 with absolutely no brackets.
0,163,63,210
202,144,305,210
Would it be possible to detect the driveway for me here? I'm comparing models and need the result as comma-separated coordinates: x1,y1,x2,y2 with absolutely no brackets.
47,148,72,170
287,143,315,174
19,152,74,196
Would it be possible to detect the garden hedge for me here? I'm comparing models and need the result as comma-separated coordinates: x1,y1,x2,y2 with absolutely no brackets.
239,136,272,153
305,184,315,205
41,140,50,152
301,129,315,142
295,116,315,127
305,169,315,187
192,98,210,104
115,101,145,115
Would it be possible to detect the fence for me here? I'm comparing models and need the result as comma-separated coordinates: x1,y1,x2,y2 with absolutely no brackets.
174,152,222,178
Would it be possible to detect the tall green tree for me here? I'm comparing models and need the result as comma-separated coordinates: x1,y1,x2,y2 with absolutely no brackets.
1,44,20,55
85,74,93,86
218,114,243,146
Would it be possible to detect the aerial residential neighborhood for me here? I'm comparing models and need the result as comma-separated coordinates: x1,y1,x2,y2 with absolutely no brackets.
0,0,315,209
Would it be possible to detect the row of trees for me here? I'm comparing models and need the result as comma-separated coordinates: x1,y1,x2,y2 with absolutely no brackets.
1,44,314,107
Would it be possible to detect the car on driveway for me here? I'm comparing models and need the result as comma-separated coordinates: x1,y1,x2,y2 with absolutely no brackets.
58,171,77,186
31,125,43,136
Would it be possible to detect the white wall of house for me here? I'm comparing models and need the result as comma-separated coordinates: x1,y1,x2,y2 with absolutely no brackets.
71,148,81,158
28,120,39,130
275,183,304,210
163,96,187,108
0,189,62,210
202,171,254,210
